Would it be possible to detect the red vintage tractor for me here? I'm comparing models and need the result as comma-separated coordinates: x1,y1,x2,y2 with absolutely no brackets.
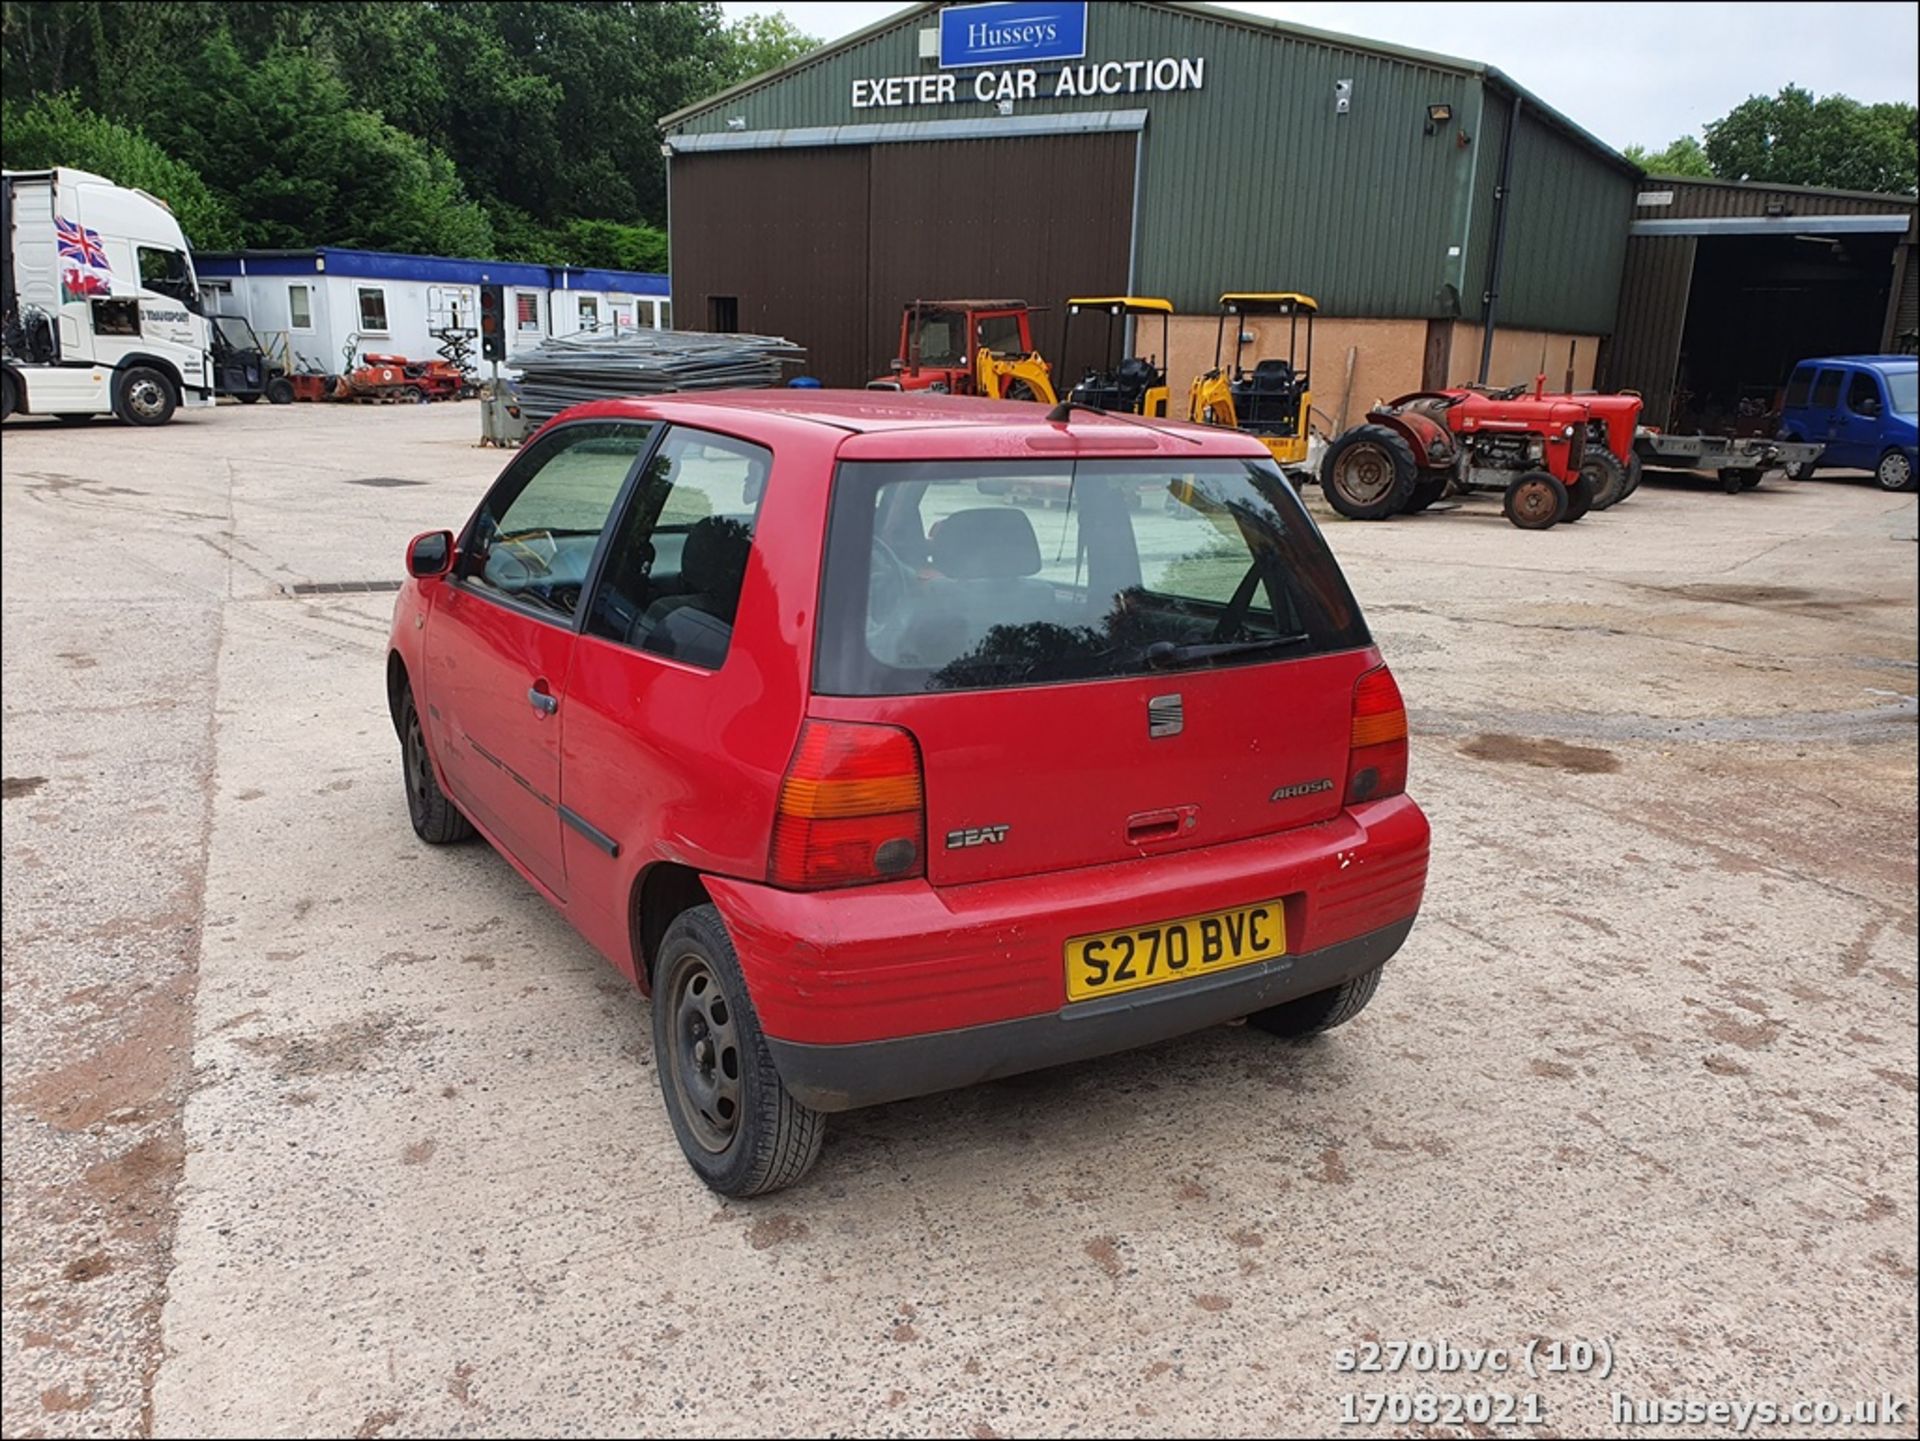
1321,379,1639,530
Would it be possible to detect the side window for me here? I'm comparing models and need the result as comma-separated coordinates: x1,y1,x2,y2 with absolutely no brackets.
578,296,599,330
461,422,656,621
288,284,313,330
515,292,541,331
976,314,1025,356
585,427,773,671
137,246,194,304
358,287,389,332
1845,370,1881,415
1810,369,1843,409
1783,366,1813,409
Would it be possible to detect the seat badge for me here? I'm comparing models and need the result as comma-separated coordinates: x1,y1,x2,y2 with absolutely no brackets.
1148,694,1184,738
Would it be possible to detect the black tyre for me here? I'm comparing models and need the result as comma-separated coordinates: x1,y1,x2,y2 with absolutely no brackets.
1563,474,1595,522
1247,964,1383,1038
115,365,176,426
653,905,824,1197
1583,449,1628,510
1004,379,1040,403
1875,448,1916,493
399,688,474,844
1503,470,1567,530
1322,424,1418,519
1719,468,1758,494
266,376,296,405
1622,452,1644,499
1739,471,1764,490
1,369,16,420
235,391,262,405
1782,457,1817,483
1401,471,1450,514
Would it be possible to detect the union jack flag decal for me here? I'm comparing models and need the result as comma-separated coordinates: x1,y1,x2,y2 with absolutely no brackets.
56,215,110,270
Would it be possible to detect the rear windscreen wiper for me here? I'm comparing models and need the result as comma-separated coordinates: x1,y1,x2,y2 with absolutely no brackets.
1143,634,1311,669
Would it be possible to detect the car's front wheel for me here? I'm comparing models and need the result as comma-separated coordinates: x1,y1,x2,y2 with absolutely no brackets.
1246,964,1384,1038
1876,448,1916,493
399,687,474,844
653,904,824,1197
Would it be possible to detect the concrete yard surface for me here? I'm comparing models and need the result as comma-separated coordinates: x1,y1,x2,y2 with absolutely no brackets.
2,402,1915,1438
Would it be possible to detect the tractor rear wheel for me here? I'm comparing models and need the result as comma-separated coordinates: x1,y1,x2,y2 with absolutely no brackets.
1321,425,1418,520
1622,452,1644,499
1503,471,1567,530
1583,450,1628,510
1401,472,1450,514
1563,474,1595,522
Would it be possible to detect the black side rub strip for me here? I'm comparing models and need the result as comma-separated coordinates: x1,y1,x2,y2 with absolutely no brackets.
560,806,620,858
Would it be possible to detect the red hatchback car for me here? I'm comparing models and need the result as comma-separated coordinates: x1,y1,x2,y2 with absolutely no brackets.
387,392,1429,1195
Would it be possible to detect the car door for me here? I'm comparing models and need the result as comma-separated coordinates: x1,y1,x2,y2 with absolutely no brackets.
425,419,657,898
1807,366,1847,461
1835,368,1887,468
558,427,782,942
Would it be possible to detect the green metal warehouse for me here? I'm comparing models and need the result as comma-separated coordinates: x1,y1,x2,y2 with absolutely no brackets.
660,0,1640,406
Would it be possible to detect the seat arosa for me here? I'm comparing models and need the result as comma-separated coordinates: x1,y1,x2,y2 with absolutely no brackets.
386,392,1430,1195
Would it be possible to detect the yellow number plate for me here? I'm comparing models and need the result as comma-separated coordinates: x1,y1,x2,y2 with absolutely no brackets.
1065,900,1286,1002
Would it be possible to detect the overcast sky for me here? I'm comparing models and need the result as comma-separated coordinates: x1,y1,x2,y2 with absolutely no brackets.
719,1,1920,152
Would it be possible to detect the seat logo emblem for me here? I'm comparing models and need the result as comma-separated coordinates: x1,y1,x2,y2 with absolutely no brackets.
1148,694,1184,738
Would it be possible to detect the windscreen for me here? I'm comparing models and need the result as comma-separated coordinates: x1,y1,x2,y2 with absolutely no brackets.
1885,368,1916,416
815,458,1370,696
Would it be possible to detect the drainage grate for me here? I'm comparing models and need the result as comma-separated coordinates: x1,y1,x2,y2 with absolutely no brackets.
347,476,425,488
290,580,405,595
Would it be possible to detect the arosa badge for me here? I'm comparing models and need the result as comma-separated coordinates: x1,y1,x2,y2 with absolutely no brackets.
1148,694,1184,738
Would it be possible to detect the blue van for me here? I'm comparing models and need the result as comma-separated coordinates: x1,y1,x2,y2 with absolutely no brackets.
1777,356,1918,492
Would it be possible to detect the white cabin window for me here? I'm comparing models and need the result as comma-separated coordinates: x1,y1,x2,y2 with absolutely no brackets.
288,284,313,330
515,292,541,331
357,287,389,333
578,296,599,330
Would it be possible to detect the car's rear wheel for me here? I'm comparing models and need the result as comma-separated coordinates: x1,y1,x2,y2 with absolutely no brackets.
1876,448,1916,493
653,905,824,1197
1782,457,1816,482
399,687,474,843
1503,470,1566,529
1246,964,1384,1038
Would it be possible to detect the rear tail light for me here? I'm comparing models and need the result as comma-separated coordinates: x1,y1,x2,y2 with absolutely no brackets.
1346,665,1408,805
771,720,925,889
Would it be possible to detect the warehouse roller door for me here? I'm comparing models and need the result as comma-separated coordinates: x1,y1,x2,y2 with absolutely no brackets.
670,131,1136,387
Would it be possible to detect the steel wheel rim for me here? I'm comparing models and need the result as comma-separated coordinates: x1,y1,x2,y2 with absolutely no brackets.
1880,453,1911,490
666,955,742,1154
1334,444,1395,504
126,377,166,418
403,706,433,822
1513,480,1559,525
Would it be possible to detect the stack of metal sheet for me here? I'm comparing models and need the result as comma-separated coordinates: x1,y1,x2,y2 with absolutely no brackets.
511,328,806,422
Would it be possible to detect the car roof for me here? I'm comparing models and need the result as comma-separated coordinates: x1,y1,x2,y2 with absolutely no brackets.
550,390,1272,460
1797,355,1917,370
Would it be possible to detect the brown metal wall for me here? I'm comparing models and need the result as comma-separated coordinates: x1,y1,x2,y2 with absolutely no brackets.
670,133,1134,387
669,147,872,385
1605,180,1920,426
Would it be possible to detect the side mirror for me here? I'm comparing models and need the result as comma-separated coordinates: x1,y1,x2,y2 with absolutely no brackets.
407,530,454,578
1859,398,1880,417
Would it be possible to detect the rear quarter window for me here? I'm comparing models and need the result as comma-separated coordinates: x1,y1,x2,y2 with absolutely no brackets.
1811,369,1843,408
1783,366,1814,409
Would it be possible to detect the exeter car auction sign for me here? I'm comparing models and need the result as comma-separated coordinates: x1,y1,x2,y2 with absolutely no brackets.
853,1,1205,111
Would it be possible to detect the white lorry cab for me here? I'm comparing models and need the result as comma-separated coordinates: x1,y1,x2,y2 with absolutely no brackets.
2,167,214,426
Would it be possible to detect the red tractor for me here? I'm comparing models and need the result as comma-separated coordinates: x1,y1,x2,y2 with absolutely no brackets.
1322,380,1642,530
867,299,1050,397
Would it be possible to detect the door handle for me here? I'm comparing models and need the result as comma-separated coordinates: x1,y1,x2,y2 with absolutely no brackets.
527,685,558,717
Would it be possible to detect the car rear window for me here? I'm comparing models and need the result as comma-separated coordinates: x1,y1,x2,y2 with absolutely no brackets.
1885,368,1916,416
815,458,1371,696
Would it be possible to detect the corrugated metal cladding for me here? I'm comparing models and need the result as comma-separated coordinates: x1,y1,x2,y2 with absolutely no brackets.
663,1,1636,330
1606,178,1920,422
669,135,1132,384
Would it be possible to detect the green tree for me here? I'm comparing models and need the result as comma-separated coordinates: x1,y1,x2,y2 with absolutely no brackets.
1704,85,1918,194
718,11,821,87
1621,135,1714,179
0,92,242,246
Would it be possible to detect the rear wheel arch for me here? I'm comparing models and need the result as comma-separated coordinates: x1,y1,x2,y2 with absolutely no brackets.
632,862,713,992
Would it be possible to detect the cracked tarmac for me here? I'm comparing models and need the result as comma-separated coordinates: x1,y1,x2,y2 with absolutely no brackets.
2,403,1915,1437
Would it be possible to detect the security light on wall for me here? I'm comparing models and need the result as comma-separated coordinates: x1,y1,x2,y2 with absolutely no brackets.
1425,102,1453,135
726,116,747,131
997,98,1015,117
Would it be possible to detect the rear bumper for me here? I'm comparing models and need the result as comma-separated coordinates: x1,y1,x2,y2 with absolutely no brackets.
767,916,1413,1111
704,794,1428,1074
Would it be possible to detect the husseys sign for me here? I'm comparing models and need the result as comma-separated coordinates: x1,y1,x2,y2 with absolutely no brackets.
851,1,1207,110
